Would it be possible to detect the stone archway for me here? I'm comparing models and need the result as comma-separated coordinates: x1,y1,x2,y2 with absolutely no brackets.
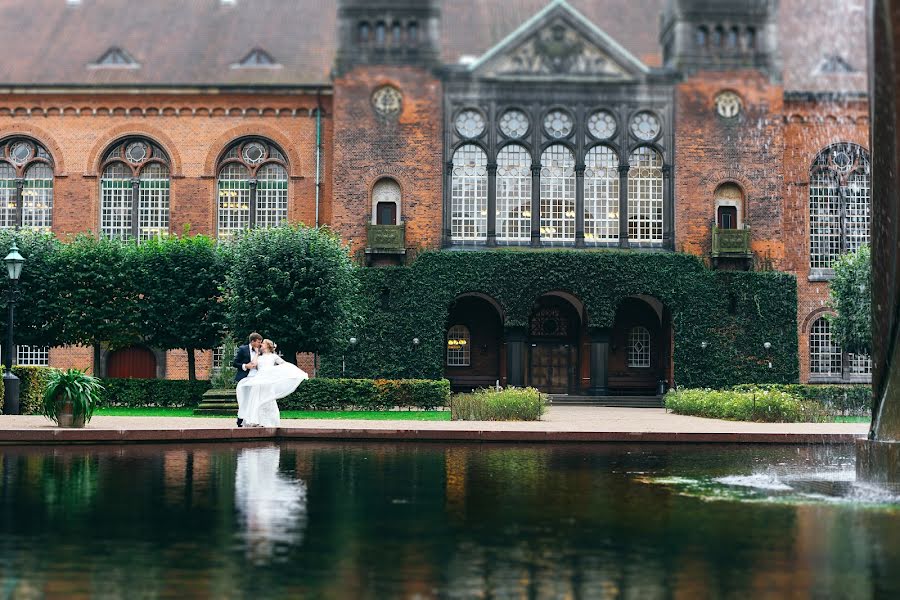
444,294,504,391
607,296,672,394
525,293,585,394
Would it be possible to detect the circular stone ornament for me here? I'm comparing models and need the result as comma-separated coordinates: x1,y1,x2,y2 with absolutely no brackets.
242,142,267,164
125,141,149,164
715,91,742,118
455,109,486,138
372,85,403,119
543,109,574,138
8,141,33,165
629,111,661,141
499,109,530,138
587,110,617,140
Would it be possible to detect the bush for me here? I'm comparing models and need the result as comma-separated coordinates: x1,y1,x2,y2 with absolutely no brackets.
280,378,450,410
731,384,871,416
210,338,239,389
99,379,211,408
665,388,825,423
0,366,54,415
450,387,547,421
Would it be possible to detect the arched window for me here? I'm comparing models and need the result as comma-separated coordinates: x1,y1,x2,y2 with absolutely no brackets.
392,21,402,44
628,147,664,242
372,178,401,225
0,137,54,231
745,27,756,50
714,182,743,229
375,21,386,44
450,144,487,241
712,26,724,46
696,25,709,47
358,21,371,42
726,27,739,49
496,144,532,242
100,138,170,240
408,21,419,44
584,145,619,242
628,326,651,368
446,325,470,367
540,144,576,241
809,316,872,379
216,138,289,240
809,143,870,270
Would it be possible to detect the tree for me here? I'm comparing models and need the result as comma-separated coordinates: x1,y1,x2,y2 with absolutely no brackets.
55,235,143,372
828,244,872,354
224,225,358,364
136,233,228,380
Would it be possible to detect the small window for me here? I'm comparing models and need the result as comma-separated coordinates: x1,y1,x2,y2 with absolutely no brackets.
16,345,49,366
375,22,386,44
376,202,397,225
712,26,724,47
718,205,738,229
392,21,402,44
359,21,371,42
726,27,739,49
696,26,708,47
745,27,756,50
447,325,471,367
628,327,651,368
408,21,419,43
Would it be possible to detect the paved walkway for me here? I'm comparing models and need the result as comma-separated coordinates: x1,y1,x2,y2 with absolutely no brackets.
0,407,869,444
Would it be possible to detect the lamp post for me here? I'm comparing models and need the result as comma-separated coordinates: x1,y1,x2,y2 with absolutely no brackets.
342,337,358,377
2,242,25,416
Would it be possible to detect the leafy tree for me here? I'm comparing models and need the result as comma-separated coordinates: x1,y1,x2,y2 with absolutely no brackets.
55,235,143,372
224,225,358,364
136,233,228,380
828,245,872,354
0,229,64,351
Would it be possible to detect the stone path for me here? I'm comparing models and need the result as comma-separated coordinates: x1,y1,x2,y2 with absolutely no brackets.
0,407,868,444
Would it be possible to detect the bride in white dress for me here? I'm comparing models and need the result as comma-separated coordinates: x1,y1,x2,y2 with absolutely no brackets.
236,339,308,427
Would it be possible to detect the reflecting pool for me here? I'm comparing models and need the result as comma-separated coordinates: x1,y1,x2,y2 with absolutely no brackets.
1,443,898,599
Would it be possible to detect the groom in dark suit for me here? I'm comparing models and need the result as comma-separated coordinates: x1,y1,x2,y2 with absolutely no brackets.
233,332,263,427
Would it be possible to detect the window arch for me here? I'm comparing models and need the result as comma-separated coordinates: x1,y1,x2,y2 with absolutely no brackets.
584,145,619,242
628,147,664,242
450,144,488,241
446,325,471,367
540,144,576,241
0,137,54,231
216,138,289,240
715,182,743,229
100,138,169,240
809,316,872,380
372,178,401,225
628,326,651,368
809,143,870,270
696,25,709,47
358,21,371,42
496,144,532,242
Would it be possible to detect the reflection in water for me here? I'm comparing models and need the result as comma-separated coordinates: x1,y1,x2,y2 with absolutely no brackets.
234,446,308,565
0,443,899,598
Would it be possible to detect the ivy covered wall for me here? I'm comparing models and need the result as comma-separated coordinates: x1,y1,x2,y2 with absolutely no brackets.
321,250,799,389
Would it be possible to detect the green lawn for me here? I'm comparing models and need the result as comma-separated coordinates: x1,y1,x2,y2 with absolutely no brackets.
94,407,451,421
832,415,871,424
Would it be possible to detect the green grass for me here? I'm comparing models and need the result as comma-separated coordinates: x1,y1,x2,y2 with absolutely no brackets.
832,415,871,423
93,407,450,421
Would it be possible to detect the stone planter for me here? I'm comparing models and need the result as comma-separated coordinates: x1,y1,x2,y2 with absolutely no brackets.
56,399,85,428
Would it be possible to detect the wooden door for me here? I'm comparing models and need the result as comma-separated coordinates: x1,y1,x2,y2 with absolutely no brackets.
107,346,156,379
529,343,572,394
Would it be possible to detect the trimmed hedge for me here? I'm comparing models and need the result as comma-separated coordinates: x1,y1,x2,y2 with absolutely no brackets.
450,387,547,421
281,378,450,410
99,378,211,408
732,383,872,416
665,388,825,423
321,250,798,388
0,366,53,415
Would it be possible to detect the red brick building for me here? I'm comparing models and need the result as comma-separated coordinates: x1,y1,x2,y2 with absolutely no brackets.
0,0,869,389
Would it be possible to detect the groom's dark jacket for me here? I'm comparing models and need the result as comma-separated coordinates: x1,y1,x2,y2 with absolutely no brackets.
232,344,255,383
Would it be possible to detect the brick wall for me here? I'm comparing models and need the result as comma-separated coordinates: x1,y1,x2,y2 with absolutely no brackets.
331,66,443,256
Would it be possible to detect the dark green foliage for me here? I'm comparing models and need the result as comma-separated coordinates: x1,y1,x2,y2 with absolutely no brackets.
0,230,64,347
322,250,799,388
98,378,211,408
450,387,547,421
0,366,53,415
224,225,359,363
828,245,871,354
732,383,871,416
279,378,450,410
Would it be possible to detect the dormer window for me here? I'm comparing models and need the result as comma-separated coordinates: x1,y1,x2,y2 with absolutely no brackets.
89,47,139,69
232,47,280,69
814,55,856,74
408,21,419,44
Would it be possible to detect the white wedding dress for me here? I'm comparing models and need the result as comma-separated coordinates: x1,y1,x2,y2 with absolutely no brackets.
236,353,308,427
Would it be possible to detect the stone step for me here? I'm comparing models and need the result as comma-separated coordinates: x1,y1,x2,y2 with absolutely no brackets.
194,388,238,416
548,395,665,408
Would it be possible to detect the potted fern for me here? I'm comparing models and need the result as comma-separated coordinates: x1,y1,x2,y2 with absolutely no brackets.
41,369,104,428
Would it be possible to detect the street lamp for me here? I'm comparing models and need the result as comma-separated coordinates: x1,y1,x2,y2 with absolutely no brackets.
3,242,24,416
342,337,358,377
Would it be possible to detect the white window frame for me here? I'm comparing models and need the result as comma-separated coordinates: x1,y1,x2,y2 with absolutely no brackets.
446,325,471,367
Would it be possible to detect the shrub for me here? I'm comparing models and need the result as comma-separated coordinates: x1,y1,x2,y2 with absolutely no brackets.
99,379,211,408
281,378,450,411
210,338,239,390
731,384,871,416
665,388,825,423
450,387,547,421
0,366,54,415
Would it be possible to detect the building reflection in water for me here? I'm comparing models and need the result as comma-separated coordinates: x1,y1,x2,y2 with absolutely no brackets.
234,446,308,565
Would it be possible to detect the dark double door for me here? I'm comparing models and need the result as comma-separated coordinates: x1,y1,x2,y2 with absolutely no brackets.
529,343,574,394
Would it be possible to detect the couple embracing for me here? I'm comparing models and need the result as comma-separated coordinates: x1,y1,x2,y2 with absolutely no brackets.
233,332,308,428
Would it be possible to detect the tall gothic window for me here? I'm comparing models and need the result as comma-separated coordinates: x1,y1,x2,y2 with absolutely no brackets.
809,143,870,270
628,147,664,242
809,316,872,380
584,145,619,242
0,138,54,231
100,138,170,240
216,139,289,240
450,145,487,241
540,144,576,241
496,144,531,242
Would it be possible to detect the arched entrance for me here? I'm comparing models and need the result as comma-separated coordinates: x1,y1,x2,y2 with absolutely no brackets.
107,346,157,379
527,294,583,394
608,296,671,394
444,294,504,391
